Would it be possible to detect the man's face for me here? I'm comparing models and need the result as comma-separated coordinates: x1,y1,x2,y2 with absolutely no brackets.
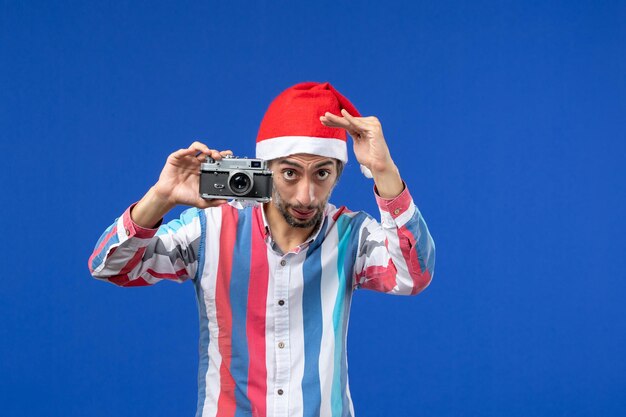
269,154,340,229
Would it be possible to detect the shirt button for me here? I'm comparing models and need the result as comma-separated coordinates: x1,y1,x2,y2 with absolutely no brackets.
125,228,130,236
278,300,285,306
393,208,401,215
278,342,285,349
280,260,287,266
277,389,284,396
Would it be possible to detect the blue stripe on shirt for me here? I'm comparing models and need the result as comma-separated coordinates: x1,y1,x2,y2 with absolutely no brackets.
402,209,436,275
156,207,198,236
332,214,352,417
332,213,367,417
301,218,328,417
341,213,368,417
231,207,253,415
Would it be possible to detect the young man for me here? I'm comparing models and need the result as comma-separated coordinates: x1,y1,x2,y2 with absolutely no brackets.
89,82,435,417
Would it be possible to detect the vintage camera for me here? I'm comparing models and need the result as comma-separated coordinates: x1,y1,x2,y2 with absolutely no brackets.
200,156,273,202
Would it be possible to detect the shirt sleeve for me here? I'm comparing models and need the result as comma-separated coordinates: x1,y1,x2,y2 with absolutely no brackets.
353,185,436,295
87,204,203,287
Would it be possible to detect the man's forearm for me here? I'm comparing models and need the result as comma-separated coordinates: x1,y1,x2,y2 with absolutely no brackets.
130,186,177,229
372,162,404,199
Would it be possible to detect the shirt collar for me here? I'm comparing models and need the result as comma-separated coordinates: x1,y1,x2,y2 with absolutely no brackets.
259,203,327,250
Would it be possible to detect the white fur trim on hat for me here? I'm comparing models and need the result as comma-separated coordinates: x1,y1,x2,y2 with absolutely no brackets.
256,136,348,163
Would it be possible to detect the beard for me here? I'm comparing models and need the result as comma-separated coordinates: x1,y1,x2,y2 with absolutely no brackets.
272,188,328,229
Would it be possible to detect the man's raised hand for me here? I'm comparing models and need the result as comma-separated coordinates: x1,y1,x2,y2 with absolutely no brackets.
320,109,394,175
320,110,404,199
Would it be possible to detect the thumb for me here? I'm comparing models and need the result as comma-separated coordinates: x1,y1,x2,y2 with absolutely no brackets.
195,198,228,209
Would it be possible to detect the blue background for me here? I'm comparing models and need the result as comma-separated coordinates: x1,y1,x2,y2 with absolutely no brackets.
1,1,625,416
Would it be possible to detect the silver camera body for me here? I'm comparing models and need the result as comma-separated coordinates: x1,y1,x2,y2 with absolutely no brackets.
200,156,273,203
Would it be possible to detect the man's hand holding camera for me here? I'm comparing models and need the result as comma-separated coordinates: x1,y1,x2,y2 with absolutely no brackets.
131,142,232,228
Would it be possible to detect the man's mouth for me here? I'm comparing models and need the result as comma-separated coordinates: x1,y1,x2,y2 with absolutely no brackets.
291,207,315,220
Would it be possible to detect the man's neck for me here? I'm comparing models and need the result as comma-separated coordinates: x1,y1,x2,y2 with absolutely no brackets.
263,202,317,253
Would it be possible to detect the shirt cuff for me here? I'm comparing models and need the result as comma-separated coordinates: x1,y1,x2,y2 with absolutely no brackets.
121,203,163,239
374,183,412,220
374,183,418,229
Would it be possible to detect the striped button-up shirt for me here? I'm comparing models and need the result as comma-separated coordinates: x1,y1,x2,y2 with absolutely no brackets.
88,186,435,417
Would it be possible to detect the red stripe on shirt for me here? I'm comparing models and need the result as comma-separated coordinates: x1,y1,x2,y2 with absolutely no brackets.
118,247,146,275
88,225,118,271
215,205,238,416
332,206,352,222
246,207,269,417
109,274,150,287
355,258,397,292
397,226,432,295
103,248,150,287
146,267,187,280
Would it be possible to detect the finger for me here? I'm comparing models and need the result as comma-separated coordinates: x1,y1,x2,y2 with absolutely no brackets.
195,151,208,161
340,109,371,130
196,198,228,209
172,148,201,158
209,199,228,206
320,112,351,129
215,150,233,160
189,141,212,155
323,111,369,136
320,112,365,141
207,149,225,161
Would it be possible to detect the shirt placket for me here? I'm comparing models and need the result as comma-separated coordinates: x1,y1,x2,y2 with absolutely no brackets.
273,253,291,417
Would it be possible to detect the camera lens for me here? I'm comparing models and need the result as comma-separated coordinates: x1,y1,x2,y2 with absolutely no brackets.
229,172,252,196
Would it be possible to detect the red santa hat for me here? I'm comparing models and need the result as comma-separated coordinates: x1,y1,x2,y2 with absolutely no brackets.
256,82,360,163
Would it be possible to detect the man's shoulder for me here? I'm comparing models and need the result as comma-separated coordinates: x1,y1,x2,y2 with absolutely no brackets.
324,202,374,226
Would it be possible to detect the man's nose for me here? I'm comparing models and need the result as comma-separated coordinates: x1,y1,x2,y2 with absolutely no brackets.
295,180,315,206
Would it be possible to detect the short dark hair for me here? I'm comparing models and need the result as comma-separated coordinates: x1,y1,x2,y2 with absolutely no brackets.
335,160,344,184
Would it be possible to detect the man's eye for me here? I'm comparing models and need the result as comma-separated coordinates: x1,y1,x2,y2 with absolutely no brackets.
317,170,330,180
283,170,296,179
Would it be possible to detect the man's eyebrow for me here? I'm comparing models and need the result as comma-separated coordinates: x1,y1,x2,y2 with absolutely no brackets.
313,160,335,169
276,159,335,169
276,159,303,169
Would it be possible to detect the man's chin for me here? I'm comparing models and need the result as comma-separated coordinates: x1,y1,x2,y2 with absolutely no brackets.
283,208,323,229
285,214,319,229
271,189,327,230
